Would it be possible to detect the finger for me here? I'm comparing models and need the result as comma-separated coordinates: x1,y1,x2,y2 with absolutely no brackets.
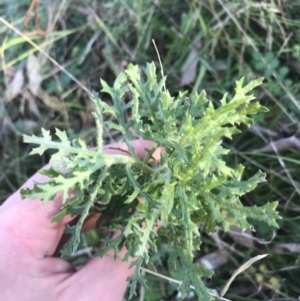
80,140,164,233
63,228,134,301
81,213,100,232
104,139,165,162
66,220,161,300
0,165,75,259
62,251,134,301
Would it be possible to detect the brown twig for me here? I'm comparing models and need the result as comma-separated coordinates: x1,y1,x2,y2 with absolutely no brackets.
251,135,300,153
22,0,53,36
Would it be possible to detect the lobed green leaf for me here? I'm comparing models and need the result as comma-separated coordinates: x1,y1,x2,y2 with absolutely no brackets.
22,61,279,300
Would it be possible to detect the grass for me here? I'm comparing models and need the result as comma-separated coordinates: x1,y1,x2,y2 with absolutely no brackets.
1,0,300,300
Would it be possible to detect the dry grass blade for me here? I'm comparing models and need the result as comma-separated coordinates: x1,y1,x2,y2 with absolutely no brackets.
140,267,232,301
0,17,92,97
152,39,166,92
5,67,24,101
180,43,199,87
26,54,42,96
251,136,300,153
220,253,268,297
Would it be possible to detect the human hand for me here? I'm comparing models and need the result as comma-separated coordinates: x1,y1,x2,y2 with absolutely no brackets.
0,139,162,301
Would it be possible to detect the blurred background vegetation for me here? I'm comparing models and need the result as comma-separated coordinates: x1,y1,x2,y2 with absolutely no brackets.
1,0,300,300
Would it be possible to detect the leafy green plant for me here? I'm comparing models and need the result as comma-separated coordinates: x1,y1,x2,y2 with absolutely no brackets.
251,51,292,96
292,44,300,62
21,62,279,300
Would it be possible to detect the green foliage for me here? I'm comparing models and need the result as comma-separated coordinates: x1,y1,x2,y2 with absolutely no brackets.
252,51,292,96
292,44,300,62
21,62,279,300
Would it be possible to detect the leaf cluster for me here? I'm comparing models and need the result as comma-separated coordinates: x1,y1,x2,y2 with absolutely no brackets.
22,62,279,300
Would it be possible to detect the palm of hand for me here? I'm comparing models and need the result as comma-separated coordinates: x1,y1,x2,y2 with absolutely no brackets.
0,140,160,301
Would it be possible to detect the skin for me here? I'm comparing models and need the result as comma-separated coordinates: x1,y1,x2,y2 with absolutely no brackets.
0,139,162,301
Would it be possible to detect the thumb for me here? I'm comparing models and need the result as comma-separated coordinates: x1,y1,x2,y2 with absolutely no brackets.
0,165,74,258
